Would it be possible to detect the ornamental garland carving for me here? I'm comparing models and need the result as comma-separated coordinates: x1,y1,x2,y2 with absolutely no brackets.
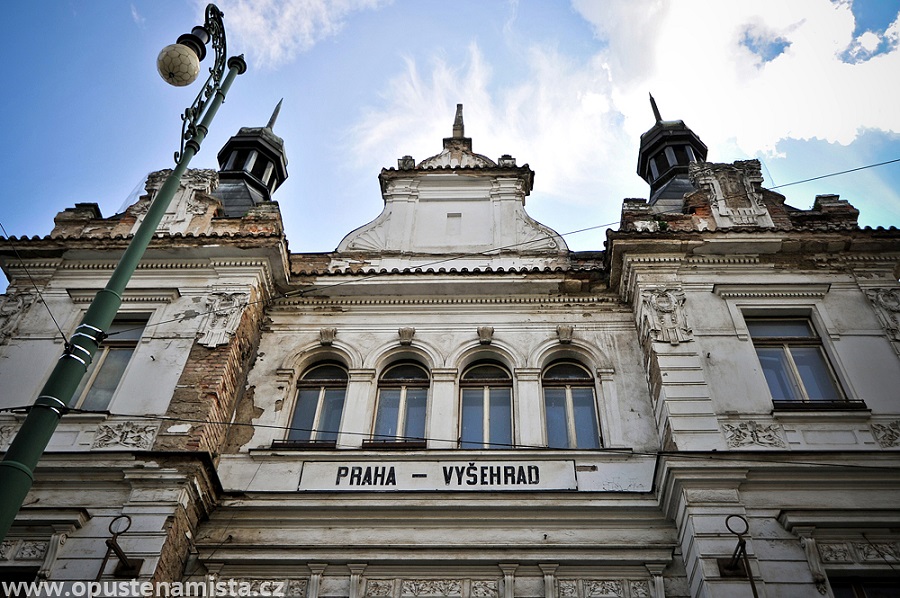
470,581,498,598
854,542,900,562
818,541,900,564
401,580,462,597
584,580,623,597
366,580,395,597
865,288,900,341
197,292,249,348
223,579,307,597
817,543,851,563
0,290,37,344
722,421,787,448
16,541,48,561
639,287,692,345
91,421,159,450
872,421,900,448
286,580,309,598
558,580,578,598
0,540,15,560
628,581,650,598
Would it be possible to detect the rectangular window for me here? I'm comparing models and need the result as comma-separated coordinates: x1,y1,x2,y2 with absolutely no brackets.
460,387,511,449
71,316,146,411
747,317,847,405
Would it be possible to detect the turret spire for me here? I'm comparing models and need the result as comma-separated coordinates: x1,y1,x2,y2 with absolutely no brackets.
266,98,283,130
452,104,465,138
649,93,662,123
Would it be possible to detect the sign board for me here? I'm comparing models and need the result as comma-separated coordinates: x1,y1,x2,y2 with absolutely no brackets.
298,460,577,492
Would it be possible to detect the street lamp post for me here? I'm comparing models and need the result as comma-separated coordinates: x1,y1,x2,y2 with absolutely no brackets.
0,4,246,541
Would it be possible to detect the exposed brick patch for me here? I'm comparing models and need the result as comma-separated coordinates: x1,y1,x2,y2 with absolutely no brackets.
154,287,264,455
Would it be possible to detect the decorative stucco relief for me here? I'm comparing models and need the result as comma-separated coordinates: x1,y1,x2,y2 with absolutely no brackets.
92,421,159,450
722,421,787,448
0,540,15,560
557,324,575,344
345,213,392,251
366,580,395,597
198,292,249,348
418,149,495,169
854,542,900,562
819,541,900,564
628,581,650,598
865,288,900,341
639,288,692,345
689,160,774,228
16,541,48,561
558,580,577,598
470,581,498,598
0,425,17,449
514,211,561,251
401,580,462,597
584,580,623,597
0,290,37,344
872,421,900,448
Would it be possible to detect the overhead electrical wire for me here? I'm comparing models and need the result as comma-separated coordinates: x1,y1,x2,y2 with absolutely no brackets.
0,404,895,473
1,157,898,341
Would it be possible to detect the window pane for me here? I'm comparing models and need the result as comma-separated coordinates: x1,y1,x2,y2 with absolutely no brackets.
572,387,601,449
462,364,510,380
488,387,512,448
461,388,484,449
374,389,401,438
288,389,319,441
747,319,814,338
790,347,843,400
382,363,428,381
544,363,591,381
404,388,427,439
106,319,146,342
544,387,569,449
79,347,134,411
302,364,347,381
318,388,345,442
756,347,800,400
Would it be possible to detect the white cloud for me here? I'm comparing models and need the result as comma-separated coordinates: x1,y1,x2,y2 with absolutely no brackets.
212,0,390,69
575,0,900,156
344,1,900,249
130,3,145,26
350,43,635,209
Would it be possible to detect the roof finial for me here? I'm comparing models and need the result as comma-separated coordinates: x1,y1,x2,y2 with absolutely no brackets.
649,93,662,123
452,103,464,138
266,98,283,130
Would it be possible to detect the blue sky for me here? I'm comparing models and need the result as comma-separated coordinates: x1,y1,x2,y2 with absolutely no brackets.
2,0,899,264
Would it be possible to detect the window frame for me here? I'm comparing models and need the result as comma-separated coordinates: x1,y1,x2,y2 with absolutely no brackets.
459,362,514,450
71,315,147,411
541,361,602,449
746,316,852,407
284,362,348,447
366,362,430,448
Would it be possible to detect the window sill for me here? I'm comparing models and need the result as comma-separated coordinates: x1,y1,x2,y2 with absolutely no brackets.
361,439,428,450
271,439,337,450
772,400,871,421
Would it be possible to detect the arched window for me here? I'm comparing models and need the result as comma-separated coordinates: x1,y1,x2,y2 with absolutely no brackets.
287,363,347,444
542,361,601,449
372,362,429,443
460,362,513,449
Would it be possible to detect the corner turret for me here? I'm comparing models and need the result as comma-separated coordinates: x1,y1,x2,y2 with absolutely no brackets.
213,100,288,216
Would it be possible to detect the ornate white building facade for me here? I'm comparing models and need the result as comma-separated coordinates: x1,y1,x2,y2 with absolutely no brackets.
1,104,899,597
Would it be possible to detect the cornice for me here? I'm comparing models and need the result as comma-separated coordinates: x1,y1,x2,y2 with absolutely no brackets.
272,295,620,308
713,283,831,299
67,288,181,304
